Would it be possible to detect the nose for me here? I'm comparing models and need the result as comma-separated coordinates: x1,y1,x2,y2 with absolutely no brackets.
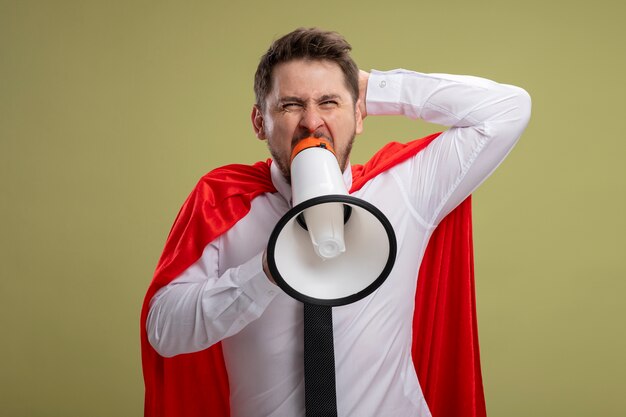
299,107,324,133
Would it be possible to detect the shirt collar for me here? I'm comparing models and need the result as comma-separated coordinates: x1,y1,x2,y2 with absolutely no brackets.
270,160,353,206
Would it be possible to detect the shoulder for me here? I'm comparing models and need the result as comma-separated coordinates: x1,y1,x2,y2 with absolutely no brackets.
199,160,272,184
351,133,443,192
192,160,276,200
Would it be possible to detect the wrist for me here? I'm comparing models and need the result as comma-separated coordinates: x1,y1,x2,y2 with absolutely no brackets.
262,249,276,284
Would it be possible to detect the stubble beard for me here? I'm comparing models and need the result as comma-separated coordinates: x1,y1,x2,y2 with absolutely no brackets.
268,131,355,184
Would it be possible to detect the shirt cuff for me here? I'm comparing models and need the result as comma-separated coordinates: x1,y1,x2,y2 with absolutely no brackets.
237,252,280,318
366,69,406,116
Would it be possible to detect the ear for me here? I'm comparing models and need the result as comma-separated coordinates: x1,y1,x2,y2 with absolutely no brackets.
251,105,266,140
355,99,364,135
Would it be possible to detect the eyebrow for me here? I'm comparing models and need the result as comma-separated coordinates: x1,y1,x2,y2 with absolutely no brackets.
317,94,342,103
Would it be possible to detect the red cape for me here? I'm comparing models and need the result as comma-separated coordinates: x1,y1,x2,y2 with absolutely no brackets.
141,133,486,417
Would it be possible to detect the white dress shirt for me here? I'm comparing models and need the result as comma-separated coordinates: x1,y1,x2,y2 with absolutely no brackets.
147,69,531,417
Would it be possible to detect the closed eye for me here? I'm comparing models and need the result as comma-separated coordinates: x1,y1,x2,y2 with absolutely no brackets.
281,102,304,111
319,100,339,109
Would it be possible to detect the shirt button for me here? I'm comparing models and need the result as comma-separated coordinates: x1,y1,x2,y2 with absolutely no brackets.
379,80,387,88
268,290,276,296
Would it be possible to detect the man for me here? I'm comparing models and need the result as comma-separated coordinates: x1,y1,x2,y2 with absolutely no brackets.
142,28,531,417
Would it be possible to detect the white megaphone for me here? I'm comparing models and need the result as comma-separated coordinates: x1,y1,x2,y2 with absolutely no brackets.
266,137,397,306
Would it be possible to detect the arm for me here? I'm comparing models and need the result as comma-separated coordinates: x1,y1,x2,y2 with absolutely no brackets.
364,69,531,225
146,242,278,357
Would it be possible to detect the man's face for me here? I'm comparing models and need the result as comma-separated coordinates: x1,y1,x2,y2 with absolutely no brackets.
251,59,363,180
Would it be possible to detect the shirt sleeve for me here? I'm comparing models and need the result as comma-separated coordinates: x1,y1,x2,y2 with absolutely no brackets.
146,239,279,357
366,69,531,226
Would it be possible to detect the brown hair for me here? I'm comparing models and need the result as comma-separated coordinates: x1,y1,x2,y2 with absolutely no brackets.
254,28,359,111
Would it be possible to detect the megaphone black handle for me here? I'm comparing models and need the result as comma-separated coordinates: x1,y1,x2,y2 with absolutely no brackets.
295,204,353,231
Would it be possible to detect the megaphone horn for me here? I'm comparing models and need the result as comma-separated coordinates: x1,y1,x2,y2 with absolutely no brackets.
266,137,397,306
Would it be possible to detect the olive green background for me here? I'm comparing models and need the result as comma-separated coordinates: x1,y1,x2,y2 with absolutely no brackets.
1,0,624,416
